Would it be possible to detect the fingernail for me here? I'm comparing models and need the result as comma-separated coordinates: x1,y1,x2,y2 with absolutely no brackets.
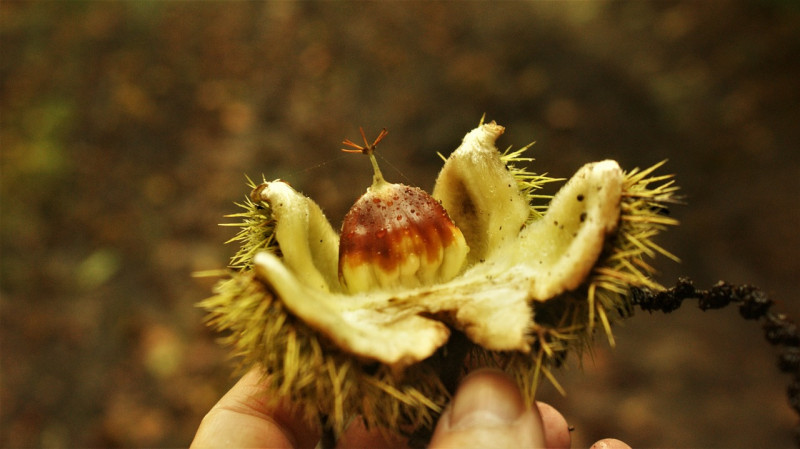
448,370,526,430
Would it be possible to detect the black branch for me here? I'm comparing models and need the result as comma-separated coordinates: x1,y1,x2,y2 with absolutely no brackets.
630,277,800,447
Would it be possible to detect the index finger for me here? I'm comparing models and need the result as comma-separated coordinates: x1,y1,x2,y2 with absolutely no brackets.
191,368,321,449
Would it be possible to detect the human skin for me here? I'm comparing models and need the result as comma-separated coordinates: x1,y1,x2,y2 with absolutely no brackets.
191,368,630,449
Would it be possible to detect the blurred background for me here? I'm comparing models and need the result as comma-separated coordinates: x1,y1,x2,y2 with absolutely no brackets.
2,1,799,447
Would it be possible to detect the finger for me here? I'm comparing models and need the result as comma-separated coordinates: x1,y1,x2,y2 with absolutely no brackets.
191,368,320,449
429,369,546,448
590,438,632,449
536,401,571,449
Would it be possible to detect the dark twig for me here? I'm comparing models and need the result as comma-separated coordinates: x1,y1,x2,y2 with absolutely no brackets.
630,277,800,447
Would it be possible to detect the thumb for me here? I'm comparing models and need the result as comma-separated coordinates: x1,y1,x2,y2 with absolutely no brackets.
429,370,546,448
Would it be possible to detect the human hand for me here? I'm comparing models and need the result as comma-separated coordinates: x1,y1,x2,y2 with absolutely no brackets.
191,367,630,448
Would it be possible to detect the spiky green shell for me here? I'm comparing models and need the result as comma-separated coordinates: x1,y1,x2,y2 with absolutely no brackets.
198,122,679,437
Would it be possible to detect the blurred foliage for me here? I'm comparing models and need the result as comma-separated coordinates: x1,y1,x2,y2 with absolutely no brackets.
1,1,799,447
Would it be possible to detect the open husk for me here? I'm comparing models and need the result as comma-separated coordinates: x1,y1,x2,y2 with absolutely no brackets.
198,120,679,437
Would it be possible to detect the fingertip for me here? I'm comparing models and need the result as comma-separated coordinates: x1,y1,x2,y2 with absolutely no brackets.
192,406,296,449
191,368,320,449
448,369,528,431
591,438,632,449
536,401,571,449
429,369,545,448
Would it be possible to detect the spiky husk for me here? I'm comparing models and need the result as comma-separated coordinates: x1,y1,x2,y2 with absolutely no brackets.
222,175,279,271
472,160,681,405
199,271,451,436
198,159,678,435
202,176,453,436
499,144,562,222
